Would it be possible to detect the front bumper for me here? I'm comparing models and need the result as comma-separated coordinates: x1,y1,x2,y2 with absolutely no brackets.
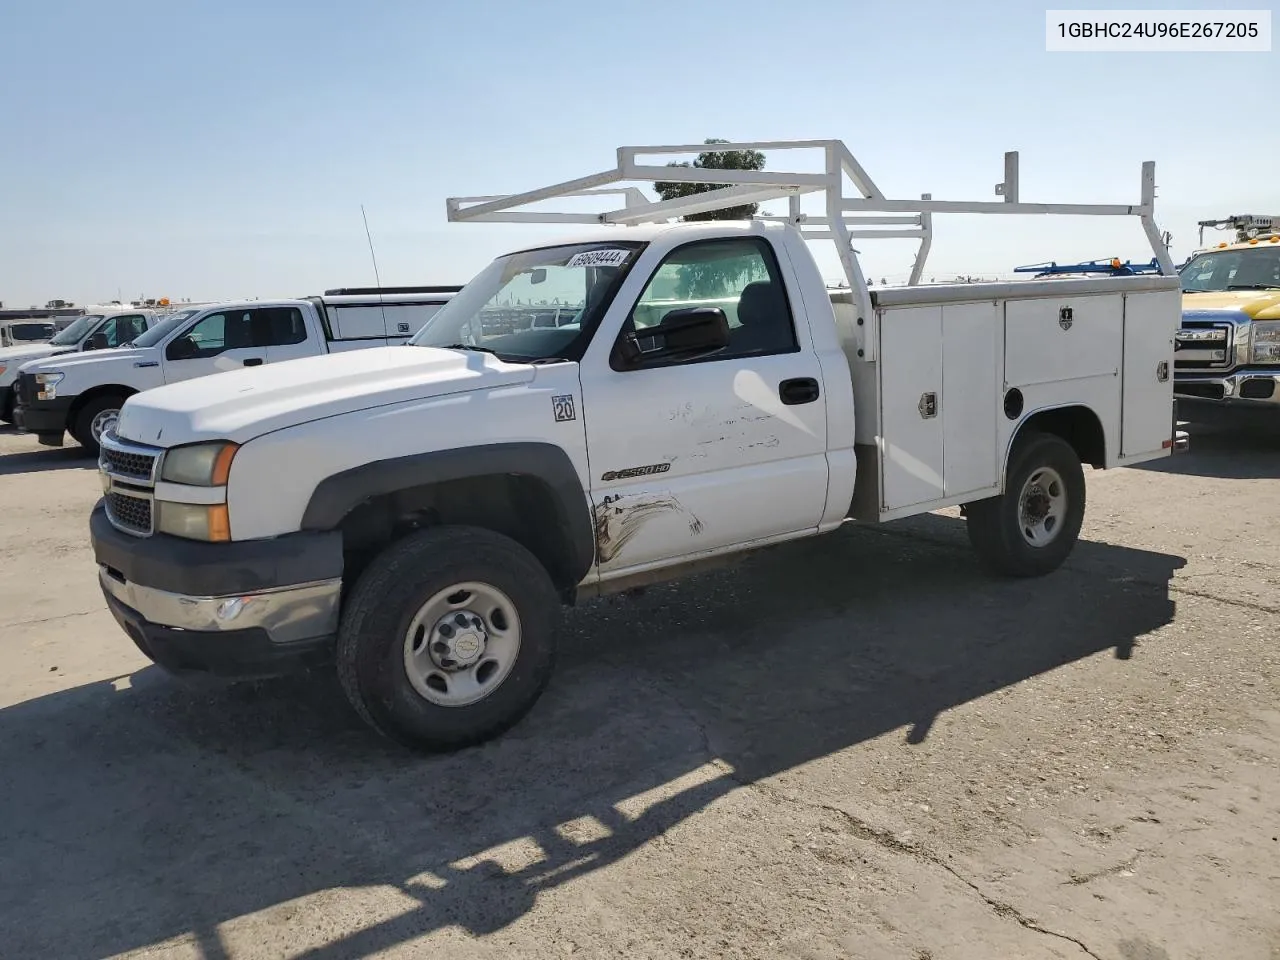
90,500,345,678
1174,369,1280,406
13,396,73,441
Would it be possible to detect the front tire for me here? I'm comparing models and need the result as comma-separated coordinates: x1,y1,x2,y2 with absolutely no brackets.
964,431,1086,578
336,525,559,752
71,393,128,456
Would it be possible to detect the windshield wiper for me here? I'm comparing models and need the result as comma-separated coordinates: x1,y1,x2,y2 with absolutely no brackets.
1227,284,1280,290
439,343,502,355
437,344,569,365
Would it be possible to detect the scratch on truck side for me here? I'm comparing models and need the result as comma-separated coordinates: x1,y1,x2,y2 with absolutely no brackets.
593,494,704,565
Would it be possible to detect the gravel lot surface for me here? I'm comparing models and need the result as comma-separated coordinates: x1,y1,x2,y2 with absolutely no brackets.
1,415,1277,960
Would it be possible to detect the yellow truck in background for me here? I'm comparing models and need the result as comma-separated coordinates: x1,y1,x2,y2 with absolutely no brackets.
1175,215,1280,411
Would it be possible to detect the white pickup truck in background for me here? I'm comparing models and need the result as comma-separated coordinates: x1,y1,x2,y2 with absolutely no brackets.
0,307,183,424
0,319,57,348
89,140,1182,752
14,286,460,455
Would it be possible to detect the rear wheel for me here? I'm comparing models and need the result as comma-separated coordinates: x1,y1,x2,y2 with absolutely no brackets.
336,525,559,752
71,393,128,456
965,431,1085,578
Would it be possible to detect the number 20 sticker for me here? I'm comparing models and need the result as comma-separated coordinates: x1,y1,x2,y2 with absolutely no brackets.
552,395,576,422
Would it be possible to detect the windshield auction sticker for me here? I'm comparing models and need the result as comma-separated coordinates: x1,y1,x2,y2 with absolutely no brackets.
566,249,632,268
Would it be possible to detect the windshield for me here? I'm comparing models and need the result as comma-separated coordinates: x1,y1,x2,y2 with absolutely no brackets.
48,315,102,346
1180,247,1280,292
131,310,197,348
409,241,646,361
9,322,55,342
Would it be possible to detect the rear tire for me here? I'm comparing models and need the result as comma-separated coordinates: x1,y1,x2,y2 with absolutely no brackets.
965,431,1085,578
71,393,128,457
336,525,559,752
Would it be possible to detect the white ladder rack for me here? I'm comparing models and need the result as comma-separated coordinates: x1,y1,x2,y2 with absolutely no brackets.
446,140,1175,362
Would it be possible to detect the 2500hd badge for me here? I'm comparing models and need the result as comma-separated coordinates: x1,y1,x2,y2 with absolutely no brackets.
600,463,672,482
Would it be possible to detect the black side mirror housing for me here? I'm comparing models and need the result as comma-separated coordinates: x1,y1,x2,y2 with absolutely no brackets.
617,307,730,367
167,336,197,361
84,332,109,351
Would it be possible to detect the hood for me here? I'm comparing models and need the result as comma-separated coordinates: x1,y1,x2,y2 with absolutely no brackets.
116,346,540,446
0,344,70,367
19,347,152,375
1182,289,1280,320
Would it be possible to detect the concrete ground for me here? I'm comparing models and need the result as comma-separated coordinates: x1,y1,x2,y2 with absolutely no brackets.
1,416,1277,960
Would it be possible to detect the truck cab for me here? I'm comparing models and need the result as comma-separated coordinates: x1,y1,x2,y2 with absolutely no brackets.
1174,216,1280,410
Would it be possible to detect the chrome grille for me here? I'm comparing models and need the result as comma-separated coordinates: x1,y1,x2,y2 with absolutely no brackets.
106,490,153,535
100,446,156,482
1174,322,1233,370
99,430,163,537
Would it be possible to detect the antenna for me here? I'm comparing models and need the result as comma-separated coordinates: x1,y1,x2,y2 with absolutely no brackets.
360,204,388,332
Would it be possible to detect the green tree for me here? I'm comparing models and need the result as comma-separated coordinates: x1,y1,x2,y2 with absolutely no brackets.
653,138,766,222
654,139,768,299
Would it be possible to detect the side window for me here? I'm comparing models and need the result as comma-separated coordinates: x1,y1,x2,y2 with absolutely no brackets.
167,308,308,360
255,306,307,346
621,237,798,363
123,315,147,342
168,311,235,360
102,314,146,347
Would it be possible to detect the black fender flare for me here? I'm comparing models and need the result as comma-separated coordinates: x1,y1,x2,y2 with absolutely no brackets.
299,442,597,585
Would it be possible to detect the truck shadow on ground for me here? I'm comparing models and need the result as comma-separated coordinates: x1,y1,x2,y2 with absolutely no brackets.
0,440,94,476
1137,412,1280,480
0,515,1184,959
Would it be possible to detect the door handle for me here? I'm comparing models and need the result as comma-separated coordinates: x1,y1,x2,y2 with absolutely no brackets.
243,358,264,367
779,377,820,405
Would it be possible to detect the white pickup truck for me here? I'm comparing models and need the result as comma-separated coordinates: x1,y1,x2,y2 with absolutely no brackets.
0,318,56,348
0,307,180,424
89,140,1183,752
14,287,459,455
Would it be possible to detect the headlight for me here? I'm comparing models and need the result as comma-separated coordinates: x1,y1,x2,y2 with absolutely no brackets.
160,441,238,486
0,365,7,377
1251,321,1280,363
35,372,65,401
156,502,231,542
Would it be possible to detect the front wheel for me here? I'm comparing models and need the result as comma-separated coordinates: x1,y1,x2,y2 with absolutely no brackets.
336,525,559,752
71,393,128,456
964,431,1086,578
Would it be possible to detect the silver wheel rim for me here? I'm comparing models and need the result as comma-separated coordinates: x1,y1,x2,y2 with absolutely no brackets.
1018,465,1067,547
402,581,521,707
90,408,120,443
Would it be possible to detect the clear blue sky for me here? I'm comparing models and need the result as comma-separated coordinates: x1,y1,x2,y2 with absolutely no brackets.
1,0,1275,306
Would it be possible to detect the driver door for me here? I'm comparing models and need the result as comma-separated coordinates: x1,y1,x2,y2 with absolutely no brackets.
578,235,830,577
162,309,268,383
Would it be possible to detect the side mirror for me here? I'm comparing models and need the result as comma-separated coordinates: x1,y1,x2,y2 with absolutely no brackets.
529,268,547,285
617,307,730,367
168,336,197,360
84,332,109,351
